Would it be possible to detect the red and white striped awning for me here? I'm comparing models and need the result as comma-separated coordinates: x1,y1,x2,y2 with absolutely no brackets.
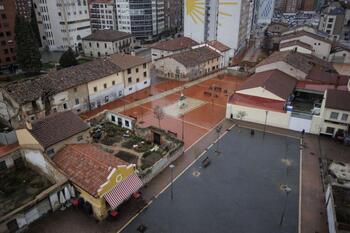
104,173,143,209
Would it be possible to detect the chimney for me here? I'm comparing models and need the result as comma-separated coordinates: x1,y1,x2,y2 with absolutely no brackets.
26,121,32,130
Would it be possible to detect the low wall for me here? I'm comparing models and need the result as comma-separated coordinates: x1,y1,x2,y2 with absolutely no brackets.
140,144,184,184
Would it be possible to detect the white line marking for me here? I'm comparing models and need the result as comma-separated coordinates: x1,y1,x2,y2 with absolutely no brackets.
298,138,303,233
117,119,233,233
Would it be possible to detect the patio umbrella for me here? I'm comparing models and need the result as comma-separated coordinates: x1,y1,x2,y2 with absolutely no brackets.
69,185,76,198
64,186,71,201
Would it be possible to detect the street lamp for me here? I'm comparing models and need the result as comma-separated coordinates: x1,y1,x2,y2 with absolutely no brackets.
215,125,222,155
169,164,175,200
279,185,292,227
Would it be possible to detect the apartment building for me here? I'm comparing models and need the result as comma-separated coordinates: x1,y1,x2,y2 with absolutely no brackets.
88,0,117,31
33,0,91,51
154,46,222,81
82,30,134,57
184,0,253,56
116,0,165,41
1,55,151,126
0,0,16,70
256,0,275,24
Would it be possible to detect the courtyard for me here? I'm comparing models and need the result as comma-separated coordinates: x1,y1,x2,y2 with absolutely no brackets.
122,127,300,233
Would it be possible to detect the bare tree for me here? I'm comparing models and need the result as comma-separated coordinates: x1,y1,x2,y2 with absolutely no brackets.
236,111,247,121
153,105,164,129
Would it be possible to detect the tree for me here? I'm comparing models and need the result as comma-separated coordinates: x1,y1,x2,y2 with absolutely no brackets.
59,47,78,68
236,111,247,121
15,15,42,74
153,105,164,129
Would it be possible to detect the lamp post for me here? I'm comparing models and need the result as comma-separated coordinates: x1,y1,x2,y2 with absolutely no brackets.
215,125,222,155
279,185,292,227
169,164,175,200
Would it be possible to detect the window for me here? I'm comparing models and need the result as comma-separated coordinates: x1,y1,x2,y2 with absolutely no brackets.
97,42,99,48
112,80,115,85
330,112,339,119
144,81,147,84
94,86,98,92
63,103,68,109
111,115,116,122
136,68,139,73
143,71,147,77
127,68,131,74
104,43,107,48
0,161,7,171
341,113,348,121
125,120,130,127
128,77,132,83
47,148,55,155
143,63,147,69
136,78,139,83
89,42,91,47
104,83,107,89
73,87,78,92
326,127,335,135
77,135,83,141
75,98,79,105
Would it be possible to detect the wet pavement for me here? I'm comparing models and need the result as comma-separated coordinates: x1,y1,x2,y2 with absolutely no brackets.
122,128,300,233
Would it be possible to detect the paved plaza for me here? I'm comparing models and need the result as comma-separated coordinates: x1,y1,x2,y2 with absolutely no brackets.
122,128,300,233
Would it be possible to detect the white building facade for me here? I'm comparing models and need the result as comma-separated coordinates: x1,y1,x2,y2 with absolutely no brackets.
33,0,91,52
184,0,252,56
116,0,164,40
89,0,117,31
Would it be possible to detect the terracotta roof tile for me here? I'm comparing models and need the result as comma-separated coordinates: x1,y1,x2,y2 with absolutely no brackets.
53,144,129,196
325,90,350,112
280,30,332,45
279,40,313,51
0,143,19,158
170,47,221,68
257,51,314,74
151,37,198,51
82,30,132,42
4,59,121,104
207,40,230,52
29,111,89,149
237,70,297,100
108,53,150,70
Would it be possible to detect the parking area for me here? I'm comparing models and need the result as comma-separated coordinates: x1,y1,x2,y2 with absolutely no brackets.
122,128,300,233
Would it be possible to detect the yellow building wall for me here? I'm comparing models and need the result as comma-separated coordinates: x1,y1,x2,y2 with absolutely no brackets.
16,128,43,151
74,185,108,220
121,63,150,87
87,73,123,94
97,165,136,197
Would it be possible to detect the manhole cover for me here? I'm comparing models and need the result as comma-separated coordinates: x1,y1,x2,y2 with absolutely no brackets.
192,170,201,177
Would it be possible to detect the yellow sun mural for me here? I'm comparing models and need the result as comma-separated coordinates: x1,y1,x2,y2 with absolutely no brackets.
186,0,238,24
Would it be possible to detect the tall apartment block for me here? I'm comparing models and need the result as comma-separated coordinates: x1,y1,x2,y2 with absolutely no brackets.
319,2,345,40
256,0,275,24
33,0,91,51
15,0,33,19
184,0,253,55
0,0,16,70
164,0,183,32
89,0,117,31
116,0,165,40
